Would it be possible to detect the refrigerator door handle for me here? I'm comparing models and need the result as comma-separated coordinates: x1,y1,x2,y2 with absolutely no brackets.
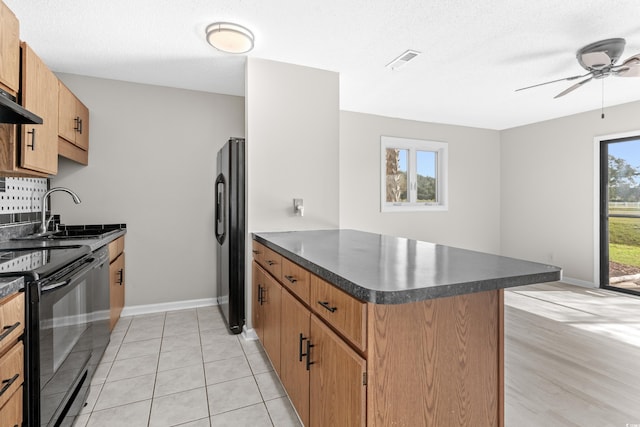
215,173,226,245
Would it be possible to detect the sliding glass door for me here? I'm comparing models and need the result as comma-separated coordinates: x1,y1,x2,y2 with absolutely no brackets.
600,137,640,295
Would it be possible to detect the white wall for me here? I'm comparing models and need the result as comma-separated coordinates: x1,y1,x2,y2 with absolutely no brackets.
340,111,502,253
245,58,339,327
500,100,640,285
52,74,245,306
246,58,340,232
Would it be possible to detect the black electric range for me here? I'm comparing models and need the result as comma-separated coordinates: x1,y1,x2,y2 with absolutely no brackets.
0,243,109,427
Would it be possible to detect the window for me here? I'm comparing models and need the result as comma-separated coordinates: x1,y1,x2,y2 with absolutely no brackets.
381,136,448,212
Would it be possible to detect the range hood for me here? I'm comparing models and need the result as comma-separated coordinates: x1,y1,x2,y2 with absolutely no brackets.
0,88,43,125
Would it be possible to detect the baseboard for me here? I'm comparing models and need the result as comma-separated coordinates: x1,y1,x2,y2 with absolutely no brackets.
121,298,217,317
242,325,258,341
561,276,597,288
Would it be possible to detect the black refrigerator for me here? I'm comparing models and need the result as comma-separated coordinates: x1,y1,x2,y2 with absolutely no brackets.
215,137,246,334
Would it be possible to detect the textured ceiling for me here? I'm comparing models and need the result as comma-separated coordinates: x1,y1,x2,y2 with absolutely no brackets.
5,0,640,130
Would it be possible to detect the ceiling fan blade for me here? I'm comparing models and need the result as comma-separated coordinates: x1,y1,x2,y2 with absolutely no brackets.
554,76,593,98
615,54,640,77
515,73,590,92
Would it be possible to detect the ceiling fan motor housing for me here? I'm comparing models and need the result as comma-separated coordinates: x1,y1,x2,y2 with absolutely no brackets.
577,38,626,70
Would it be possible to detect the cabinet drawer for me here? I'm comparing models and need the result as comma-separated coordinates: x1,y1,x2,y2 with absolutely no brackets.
0,293,24,356
0,384,22,427
281,258,310,305
310,275,367,352
256,243,282,279
108,236,125,262
0,343,22,409
251,240,264,265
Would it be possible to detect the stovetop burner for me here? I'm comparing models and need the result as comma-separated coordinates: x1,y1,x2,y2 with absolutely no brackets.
0,246,91,280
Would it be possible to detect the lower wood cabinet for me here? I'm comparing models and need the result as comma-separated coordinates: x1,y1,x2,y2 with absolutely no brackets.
108,236,125,330
0,292,24,427
252,262,281,374
254,263,366,427
253,240,504,427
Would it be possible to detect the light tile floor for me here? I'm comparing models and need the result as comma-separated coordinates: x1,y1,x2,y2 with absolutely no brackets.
73,307,302,427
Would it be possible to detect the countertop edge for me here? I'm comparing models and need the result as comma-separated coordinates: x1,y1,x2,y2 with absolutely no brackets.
0,276,24,299
253,232,562,304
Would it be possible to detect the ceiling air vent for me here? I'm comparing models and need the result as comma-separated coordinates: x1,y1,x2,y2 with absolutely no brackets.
386,49,421,70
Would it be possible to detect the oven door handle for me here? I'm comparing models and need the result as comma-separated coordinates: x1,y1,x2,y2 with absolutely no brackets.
40,256,101,294
40,280,71,292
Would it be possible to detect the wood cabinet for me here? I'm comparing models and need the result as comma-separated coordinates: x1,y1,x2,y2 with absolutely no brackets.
0,292,24,427
0,0,20,95
252,262,281,374
108,236,125,330
280,289,311,426
19,42,58,175
58,80,89,164
253,240,504,427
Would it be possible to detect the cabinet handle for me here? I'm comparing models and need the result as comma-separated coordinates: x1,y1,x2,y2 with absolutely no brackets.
117,269,124,285
79,118,83,134
74,116,81,132
258,285,264,305
266,260,275,266
298,333,308,362
27,129,36,150
284,275,297,284
0,322,20,342
305,340,315,371
317,301,337,313
0,373,19,397
252,250,260,255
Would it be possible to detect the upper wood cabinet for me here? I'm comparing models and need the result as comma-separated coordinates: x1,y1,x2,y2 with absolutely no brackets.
0,0,20,95
58,80,89,164
19,42,58,175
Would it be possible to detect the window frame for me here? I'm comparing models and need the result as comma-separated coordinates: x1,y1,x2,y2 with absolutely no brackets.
380,136,448,212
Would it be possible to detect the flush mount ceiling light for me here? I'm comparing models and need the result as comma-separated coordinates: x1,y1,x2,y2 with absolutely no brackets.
206,22,254,54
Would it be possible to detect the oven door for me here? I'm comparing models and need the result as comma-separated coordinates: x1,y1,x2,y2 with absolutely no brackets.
36,255,100,427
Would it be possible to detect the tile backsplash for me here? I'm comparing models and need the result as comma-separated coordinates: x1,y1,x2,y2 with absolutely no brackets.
0,177,48,230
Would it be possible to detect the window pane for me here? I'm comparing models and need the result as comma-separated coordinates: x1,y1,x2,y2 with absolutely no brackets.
416,150,436,202
385,148,408,202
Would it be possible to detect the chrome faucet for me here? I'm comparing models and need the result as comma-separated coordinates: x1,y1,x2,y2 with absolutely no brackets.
38,187,82,234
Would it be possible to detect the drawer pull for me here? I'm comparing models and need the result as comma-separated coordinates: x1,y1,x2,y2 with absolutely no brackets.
0,373,19,397
317,301,337,313
117,269,124,285
284,275,298,284
252,250,260,255
266,260,276,266
305,340,315,371
0,322,20,342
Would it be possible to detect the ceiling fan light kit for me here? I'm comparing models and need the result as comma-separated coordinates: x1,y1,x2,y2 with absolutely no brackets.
517,37,640,98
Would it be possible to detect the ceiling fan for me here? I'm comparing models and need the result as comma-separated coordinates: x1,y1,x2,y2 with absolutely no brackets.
516,38,640,98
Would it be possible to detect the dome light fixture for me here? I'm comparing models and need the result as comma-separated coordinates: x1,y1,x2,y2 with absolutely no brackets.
206,22,254,54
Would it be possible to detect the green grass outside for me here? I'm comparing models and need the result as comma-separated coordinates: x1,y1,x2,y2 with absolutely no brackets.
609,217,640,268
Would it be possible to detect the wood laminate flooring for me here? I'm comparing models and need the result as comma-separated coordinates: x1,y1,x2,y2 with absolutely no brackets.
505,282,640,427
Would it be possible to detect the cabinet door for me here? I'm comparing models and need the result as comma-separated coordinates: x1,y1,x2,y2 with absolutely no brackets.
262,272,281,374
252,262,264,342
20,43,58,174
109,253,125,330
57,81,77,143
280,290,311,426
309,315,366,427
0,1,19,94
75,97,89,150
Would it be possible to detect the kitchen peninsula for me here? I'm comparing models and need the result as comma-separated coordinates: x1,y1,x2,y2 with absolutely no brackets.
252,229,561,427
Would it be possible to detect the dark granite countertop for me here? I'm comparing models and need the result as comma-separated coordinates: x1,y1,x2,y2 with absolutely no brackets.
0,225,126,253
0,276,23,299
253,229,562,304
